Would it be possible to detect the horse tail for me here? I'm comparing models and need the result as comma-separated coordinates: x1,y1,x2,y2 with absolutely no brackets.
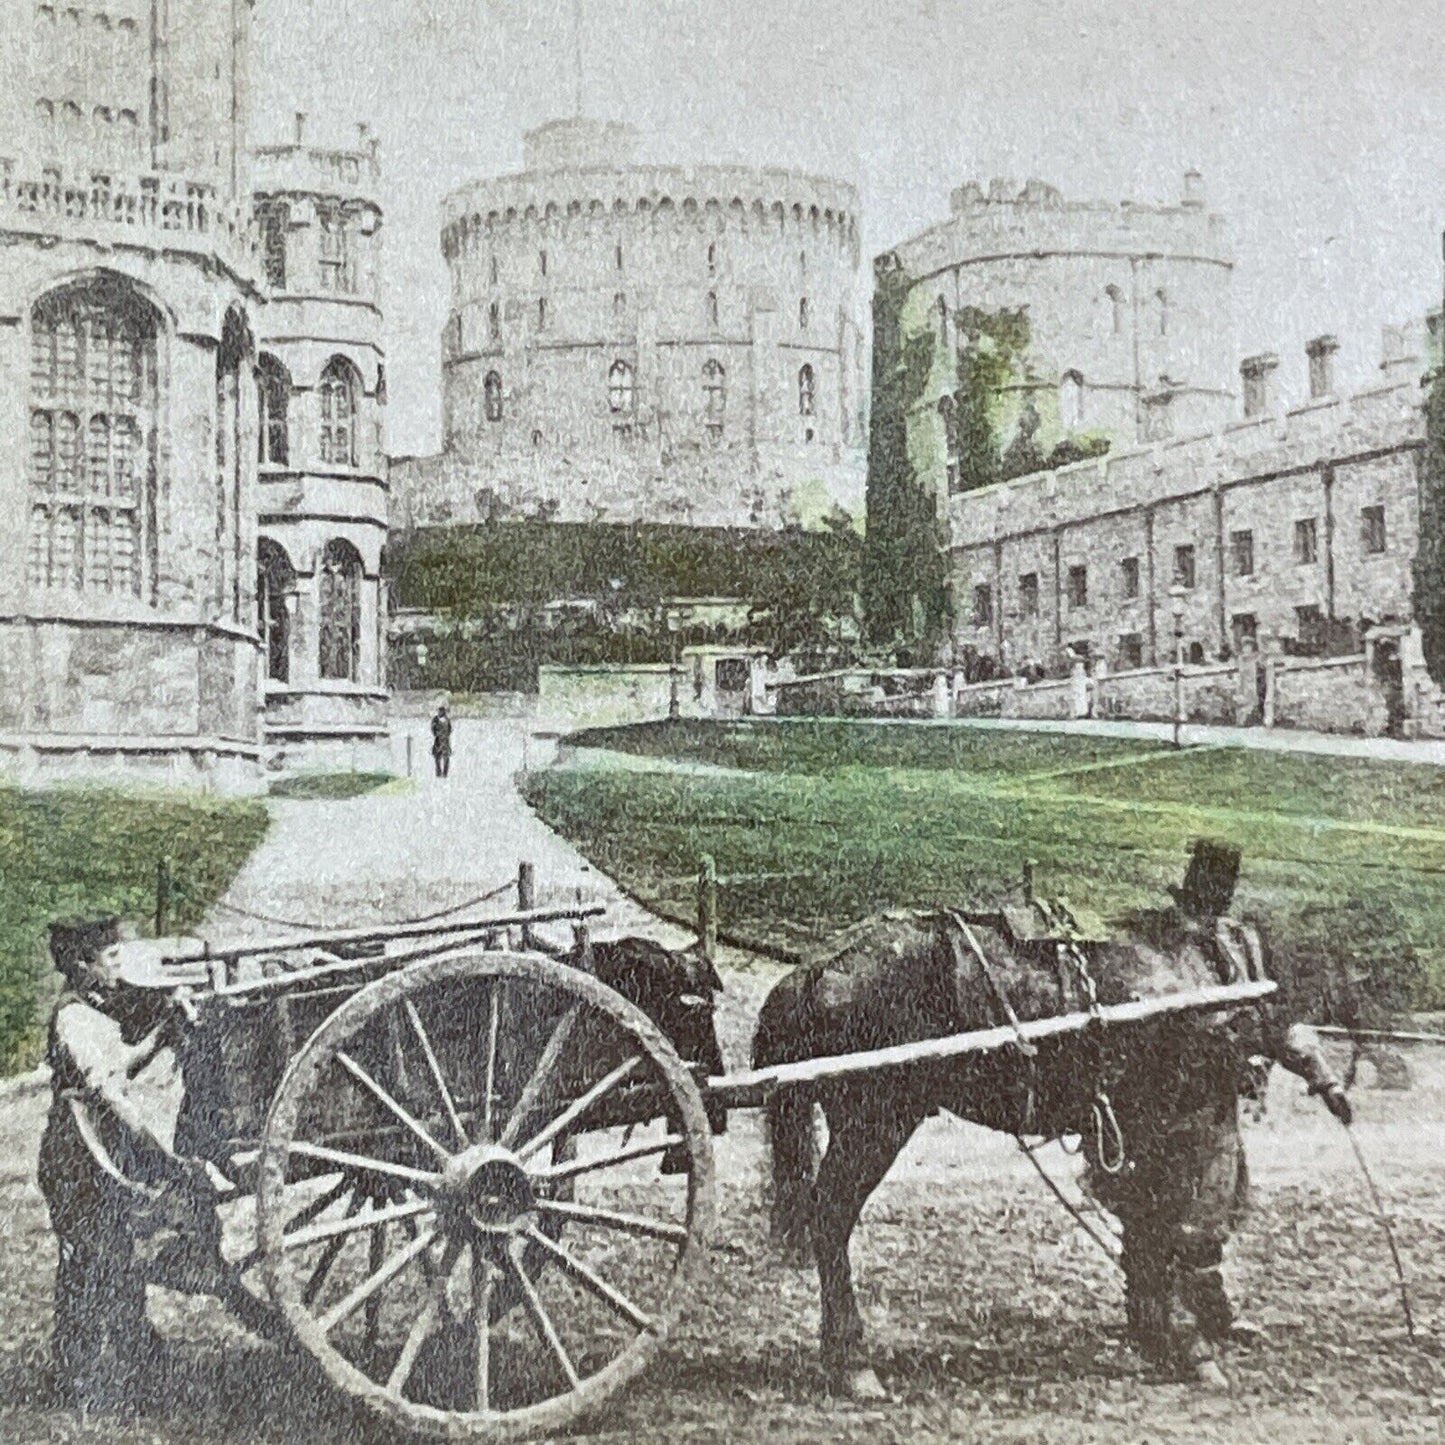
752,977,817,1259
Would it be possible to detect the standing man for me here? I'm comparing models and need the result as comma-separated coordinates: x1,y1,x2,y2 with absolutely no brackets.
430,702,453,778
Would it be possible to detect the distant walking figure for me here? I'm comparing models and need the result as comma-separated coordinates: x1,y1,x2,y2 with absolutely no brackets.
430,704,452,777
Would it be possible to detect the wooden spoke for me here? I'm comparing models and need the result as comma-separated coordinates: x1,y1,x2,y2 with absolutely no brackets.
472,1248,495,1413
285,1177,353,1233
386,1236,464,1398
365,1226,385,1350
285,1197,432,1252
404,998,469,1151
516,1056,642,1162
304,1192,365,1308
336,1049,451,1162
284,1141,441,1188
523,1226,653,1332
533,1135,686,1184
317,1227,437,1335
506,1239,580,1391
532,1198,688,1245
482,984,502,1143
498,1006,579,1149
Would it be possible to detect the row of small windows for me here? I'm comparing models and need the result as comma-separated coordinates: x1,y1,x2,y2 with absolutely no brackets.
969,510,1391,627
257,356,363,469
35,99,141,133
479,293,813,338
936,288,1169,346
480,362,819,429
507,242,810,282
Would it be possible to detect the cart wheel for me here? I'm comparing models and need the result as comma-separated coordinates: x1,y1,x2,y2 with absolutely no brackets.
257,951,714,1442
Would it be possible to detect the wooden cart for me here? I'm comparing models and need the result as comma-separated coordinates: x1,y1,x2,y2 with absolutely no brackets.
40,887,1273,1441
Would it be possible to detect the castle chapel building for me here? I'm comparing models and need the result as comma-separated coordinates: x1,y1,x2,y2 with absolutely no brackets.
0,5,388,785
395,118,866,530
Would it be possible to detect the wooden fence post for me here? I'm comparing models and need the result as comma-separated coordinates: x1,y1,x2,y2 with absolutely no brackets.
155,858,171,937
518,861,535,950
697,855,718,965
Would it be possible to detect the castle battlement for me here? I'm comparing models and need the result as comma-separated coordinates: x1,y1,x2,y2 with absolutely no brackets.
253,123,382,207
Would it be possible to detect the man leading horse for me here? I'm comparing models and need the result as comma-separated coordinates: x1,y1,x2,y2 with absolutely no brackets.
753,839,1353,1396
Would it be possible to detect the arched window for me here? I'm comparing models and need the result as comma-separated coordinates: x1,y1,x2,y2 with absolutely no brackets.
256,355,289,466
318,539,362,682
798,296,809,331
487,301,501,342
615,242,624,271
537,297,547,331
799,249,807,277
490,254,499,285
483,370,503,423
613,291,626,320
1104,284,1125,336
256,539,295,682
608,360,635,436
707,242,717,276
317,203,351,292
28,277,159,597
798,363,816,418
1060,371,1085,432
216,310,251,622
938,394,959,490
1155,288,1169,336
257,201,288,291
539,249,547,277
318,357,359,466
706,290,719,328
703,359,725,441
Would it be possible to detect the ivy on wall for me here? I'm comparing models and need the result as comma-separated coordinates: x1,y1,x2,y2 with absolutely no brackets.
1414,360,1445,688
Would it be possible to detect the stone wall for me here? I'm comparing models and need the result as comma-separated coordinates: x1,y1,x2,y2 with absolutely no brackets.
949,376,1423,676
1271,655,1375,735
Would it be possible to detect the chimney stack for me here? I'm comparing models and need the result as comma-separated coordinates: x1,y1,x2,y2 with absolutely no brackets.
1240,353,1279,419
1306,334,1339,399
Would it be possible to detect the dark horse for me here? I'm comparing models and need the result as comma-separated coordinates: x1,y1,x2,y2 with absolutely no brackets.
752,844,1350,1397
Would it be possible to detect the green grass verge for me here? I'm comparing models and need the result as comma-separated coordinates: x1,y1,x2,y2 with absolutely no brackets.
527,720,1445,1007
0,786,270,1072
268,772,397,801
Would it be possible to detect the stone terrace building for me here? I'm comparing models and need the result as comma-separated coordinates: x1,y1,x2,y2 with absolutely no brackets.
893,174,1236,483
0,0,265,787
252,124,390,771
948,336,1426,696
395,117,866,530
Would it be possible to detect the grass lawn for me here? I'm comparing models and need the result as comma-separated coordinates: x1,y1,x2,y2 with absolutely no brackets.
526,719,1445,1005
0,786,270,1071
268,771,399,800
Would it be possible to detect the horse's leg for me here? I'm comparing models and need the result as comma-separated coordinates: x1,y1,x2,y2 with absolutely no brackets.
765,1087,819,1263
812,1090,919,1399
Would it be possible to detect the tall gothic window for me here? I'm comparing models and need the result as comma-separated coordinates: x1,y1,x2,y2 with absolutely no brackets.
258,202,288,291
256,354,290,466
703,359,725,442
318,539,362,681
607,360,635,436
256,538,295,682
798,363,816,417
1155,288,1169,336
319,357,359,466
215,310,250,622
318,204,351,293
1104,284,1125,336
484,370,503,422
488,301,501,342
28,278,158,597
706,290,719,328
798,296,809,330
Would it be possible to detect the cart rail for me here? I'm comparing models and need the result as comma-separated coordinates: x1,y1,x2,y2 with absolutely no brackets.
707,976,1277,1110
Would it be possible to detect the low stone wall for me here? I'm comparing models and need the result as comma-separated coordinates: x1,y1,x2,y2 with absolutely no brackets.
1000,678,1075,720
1272,655,1375,735
537,664,677,730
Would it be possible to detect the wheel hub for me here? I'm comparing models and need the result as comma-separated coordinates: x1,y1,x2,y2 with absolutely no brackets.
439,1145,536,1235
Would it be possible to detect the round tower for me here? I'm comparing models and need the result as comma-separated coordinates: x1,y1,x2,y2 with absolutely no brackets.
417,117,865,529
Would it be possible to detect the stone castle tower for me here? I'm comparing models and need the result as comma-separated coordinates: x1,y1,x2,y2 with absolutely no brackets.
0,0,266,786
891,172,1236,490
251,120,389,772
394,117,866,530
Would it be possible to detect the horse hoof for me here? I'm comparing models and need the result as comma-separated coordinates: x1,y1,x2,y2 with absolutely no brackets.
1193,1359,1230,1392
835,1367,889,1402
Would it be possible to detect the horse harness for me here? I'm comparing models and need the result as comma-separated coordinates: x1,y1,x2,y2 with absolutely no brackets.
940,906,1126,1174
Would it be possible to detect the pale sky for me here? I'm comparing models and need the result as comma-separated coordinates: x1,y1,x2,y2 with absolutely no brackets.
253,0,1445,458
